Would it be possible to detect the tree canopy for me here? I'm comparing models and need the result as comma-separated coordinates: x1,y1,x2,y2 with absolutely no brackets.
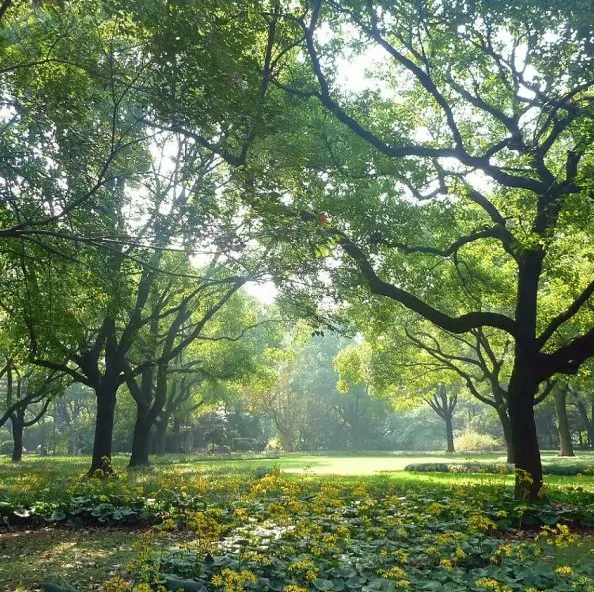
2,0,594,498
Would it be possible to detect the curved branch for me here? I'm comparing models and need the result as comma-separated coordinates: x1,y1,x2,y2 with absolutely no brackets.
534,379,554,405
336,231,517,336
539,326,594,379
537,276,594,348
406,329,496,408
374,226,506,258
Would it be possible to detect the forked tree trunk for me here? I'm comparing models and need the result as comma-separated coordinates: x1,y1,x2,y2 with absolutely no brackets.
427,385,456,454
129,363,169,467
554,387,574,457
507,372,543,500
89,381,118,475
277,427,295,452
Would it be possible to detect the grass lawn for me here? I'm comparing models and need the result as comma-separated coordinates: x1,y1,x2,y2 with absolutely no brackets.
2,452,594,591
4,448,593,476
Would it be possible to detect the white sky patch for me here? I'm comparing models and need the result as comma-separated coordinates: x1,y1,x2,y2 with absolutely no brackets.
335,46,388,94
245,280,278,304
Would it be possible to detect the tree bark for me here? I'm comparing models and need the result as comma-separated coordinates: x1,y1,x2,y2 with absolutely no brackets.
155,418,168,455
444,413,455,454
554,387,574,457
277,427,295,452
507,371,543,500
427,385,456,454
129,363,169,466
129,401,151,467
10,414,24,462
89,380,118,475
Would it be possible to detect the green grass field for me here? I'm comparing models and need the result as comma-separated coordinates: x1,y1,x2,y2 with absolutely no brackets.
2,452,594,592
4,448,593,473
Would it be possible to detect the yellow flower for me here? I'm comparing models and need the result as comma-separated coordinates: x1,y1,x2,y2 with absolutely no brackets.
304,570,318,582
211,575,224,587
555,566,573,576
380,566,407,580
427,503,442,515
468,513,497,533
454,547,466,561
104,576,132,592
474,577,512,592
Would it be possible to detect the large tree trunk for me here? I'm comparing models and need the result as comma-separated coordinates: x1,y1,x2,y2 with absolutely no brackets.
10,414,24,463
554,387,574,457
507,371,543,500
129,401,151,467
89,380,118,475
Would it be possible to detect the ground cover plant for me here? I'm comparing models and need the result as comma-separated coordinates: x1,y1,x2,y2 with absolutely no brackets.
2,455,594,592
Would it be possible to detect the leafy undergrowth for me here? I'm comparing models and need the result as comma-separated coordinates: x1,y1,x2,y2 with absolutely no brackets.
3,460,594,591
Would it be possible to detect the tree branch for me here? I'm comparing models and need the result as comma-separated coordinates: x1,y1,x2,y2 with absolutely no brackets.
335,230,518,336
537,277,594,348
0,0,11,23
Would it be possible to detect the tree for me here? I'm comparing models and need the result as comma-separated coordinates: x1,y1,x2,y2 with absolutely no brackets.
127,0,594,497
0,1,149,255
426,384,458,454
377,317,556,462
246,352,306,452
335,338,461,453
0,359,67,461
552,382,574,457
566,366,594,448
126,281,273,466
240,0,594,499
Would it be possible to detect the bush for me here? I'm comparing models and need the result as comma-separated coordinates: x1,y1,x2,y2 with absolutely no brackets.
455,430,502,452
404,462,594,476
231,438,256,452
405,462,513,474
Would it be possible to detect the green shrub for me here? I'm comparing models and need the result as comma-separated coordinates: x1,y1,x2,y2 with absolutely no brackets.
231,438,256,452
405,462,513,474
404,462,594,477
455,430,502,452
0,440,13,455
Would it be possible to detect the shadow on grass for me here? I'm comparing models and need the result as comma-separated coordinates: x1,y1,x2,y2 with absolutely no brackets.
0,527,150,592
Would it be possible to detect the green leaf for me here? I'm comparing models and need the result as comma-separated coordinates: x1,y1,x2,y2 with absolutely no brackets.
313,579,335,591
41,584,78,592
163,575,207,592
50,510,67,521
